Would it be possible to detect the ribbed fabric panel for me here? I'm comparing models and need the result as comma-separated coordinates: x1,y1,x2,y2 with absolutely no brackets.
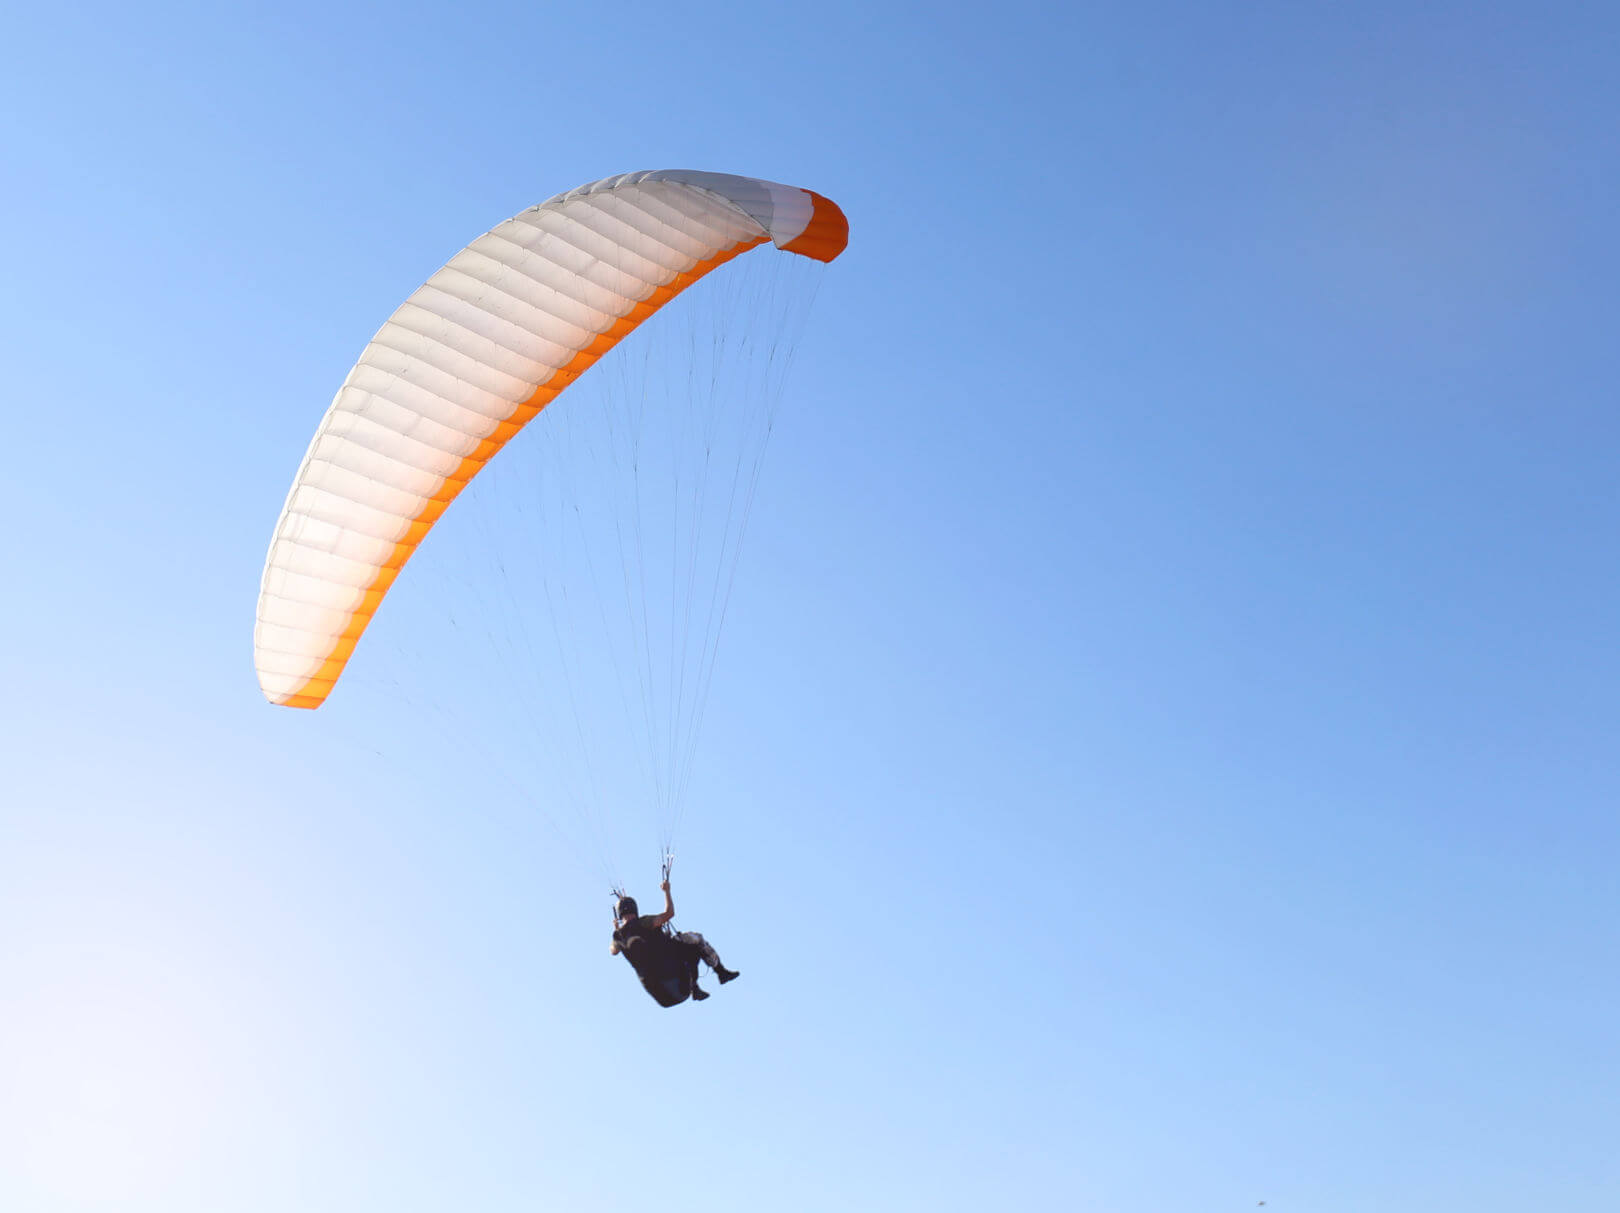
256,170,847,708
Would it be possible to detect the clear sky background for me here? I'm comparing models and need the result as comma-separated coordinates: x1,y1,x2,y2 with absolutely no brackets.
3,2,1617,1210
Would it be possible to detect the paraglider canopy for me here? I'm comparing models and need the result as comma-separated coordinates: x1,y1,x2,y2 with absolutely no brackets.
254,170,847,710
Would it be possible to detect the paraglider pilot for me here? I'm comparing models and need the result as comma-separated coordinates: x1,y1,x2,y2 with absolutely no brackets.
611,876,739,1007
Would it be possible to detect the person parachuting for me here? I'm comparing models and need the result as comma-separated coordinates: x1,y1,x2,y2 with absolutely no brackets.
250,172,847,1007
610,855,739,1007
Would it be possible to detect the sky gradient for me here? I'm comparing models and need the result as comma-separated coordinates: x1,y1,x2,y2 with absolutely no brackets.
3,2,1618,1210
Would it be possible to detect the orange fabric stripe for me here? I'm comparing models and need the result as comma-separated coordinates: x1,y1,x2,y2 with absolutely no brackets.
278,234,769,707
781,191,849,263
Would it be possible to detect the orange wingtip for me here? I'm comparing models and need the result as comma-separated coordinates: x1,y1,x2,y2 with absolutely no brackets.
781,191,848,263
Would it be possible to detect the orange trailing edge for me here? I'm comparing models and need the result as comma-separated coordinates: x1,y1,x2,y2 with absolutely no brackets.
273,235,767,708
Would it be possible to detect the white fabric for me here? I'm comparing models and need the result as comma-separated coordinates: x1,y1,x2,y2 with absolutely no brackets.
256,171,826,705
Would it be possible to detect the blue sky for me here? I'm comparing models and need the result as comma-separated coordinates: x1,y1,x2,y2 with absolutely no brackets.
3,1,1618,1209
